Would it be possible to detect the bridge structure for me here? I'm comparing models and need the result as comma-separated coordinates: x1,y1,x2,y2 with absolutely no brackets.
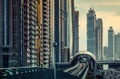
0,51,119,79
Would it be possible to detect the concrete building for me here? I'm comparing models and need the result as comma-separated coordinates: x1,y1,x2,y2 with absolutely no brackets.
40,0,54,68
114,33,120,60
96,18,103,60
0,0,22,67
72,10,79,55
87,8,96,56
108,27,114,60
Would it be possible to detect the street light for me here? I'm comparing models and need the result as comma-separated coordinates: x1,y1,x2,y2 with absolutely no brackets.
53,42,57,79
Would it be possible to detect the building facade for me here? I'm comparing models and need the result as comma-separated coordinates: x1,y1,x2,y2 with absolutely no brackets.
108,27,114,60
23,0,37,66
87,8,96,56
61,47,70,62
54,0,65,62
68,0,73,58
36,0,43,67
72,10,79,55
40,0,54,68
114,33,120,60
0,0,23,67
96,18,103,60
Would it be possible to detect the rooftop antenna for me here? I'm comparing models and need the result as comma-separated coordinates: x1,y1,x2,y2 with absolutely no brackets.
89,0,94,10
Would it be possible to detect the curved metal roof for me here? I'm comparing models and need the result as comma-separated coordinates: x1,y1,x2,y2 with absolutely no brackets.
70,51,96,65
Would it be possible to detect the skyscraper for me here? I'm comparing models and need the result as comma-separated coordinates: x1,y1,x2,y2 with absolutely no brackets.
114,33,120,60
108,26,114,60
96,18,103,60
0,0,22,67
72,10,79,55
87,8,96,56
54,0,65,62
23,0,37,66
41,0,54,68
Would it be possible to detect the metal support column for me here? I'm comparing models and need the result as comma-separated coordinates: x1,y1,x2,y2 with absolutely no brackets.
94,62,97,79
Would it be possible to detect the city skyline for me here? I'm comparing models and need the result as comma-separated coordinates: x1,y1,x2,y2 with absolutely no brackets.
75,0,120,50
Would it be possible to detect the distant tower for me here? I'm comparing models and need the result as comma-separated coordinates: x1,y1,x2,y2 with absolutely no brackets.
103,46,108,60
96,18,103,60
114,33,120,60
108,27,114,60
87,8,96,55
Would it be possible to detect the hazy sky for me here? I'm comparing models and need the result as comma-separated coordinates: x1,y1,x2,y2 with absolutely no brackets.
74,0,120,50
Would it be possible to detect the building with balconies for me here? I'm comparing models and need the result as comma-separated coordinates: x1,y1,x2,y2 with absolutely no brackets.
23,0,37,67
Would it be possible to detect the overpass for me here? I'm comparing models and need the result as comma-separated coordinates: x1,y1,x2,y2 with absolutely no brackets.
0,51,108,79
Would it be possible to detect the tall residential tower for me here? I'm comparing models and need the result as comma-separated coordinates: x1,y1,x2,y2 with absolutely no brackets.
87,8,96,55
23,0,37,66
108,27,114,60
114,33,120,60
96,18,103,60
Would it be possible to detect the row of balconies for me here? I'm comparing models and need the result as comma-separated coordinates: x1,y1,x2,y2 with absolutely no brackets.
29,1,36,8
43,1,48,5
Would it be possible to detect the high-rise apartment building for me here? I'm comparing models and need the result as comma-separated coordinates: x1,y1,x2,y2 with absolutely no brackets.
96,18,103,60
41,0,50,68
108,27,114,60
39,0,54,68
23,0,37,67
87,8,96,56
72,10,79,55
0,0,22,67
114,33,120,60
87,9,103,60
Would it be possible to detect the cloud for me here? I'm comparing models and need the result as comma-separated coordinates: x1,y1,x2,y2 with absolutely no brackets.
96,11,120,32
75,0,120,4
